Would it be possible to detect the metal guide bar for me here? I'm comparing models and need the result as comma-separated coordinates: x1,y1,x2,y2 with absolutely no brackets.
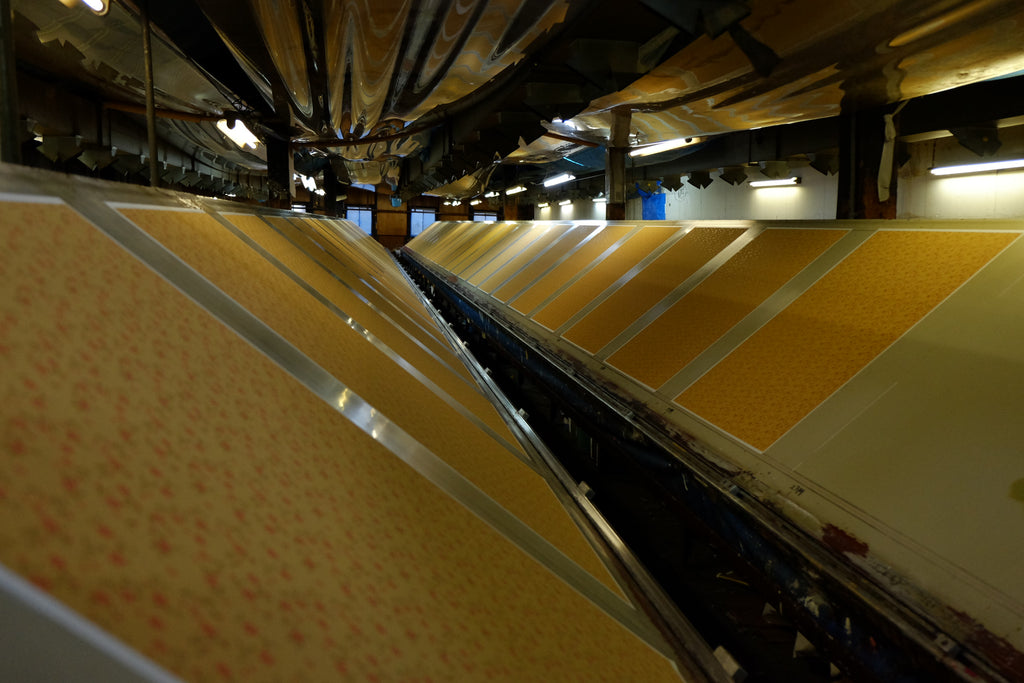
289,216,454,343
191,203,535,469
503,225,607,306
484,223,579,294
401,249,734,683
522,224,643,318
554,225,692,335
409,247,995,683
658,229,875,398
44,183,668,658
595,225,763,361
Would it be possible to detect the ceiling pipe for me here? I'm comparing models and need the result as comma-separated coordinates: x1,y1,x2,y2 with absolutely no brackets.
103,101,223,123
140,0,159,188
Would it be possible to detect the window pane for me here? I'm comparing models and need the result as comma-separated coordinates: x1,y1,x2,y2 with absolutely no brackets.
410,209,435,236
346,207,373,234
473,212,497,222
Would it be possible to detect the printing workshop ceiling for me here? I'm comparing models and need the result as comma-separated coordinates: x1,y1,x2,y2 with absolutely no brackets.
16,0,1024,199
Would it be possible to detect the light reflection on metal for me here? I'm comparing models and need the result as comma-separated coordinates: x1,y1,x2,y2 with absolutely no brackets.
217,119,261,149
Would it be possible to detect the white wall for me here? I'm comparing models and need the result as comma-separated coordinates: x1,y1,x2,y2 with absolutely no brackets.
535,200,606,221
532,126,1024,222
898,126,1024,219
665,167,838,220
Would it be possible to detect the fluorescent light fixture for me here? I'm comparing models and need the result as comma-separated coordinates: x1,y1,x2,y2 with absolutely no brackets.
750,176,800,188
537,202,549,208
629,137,700,157
592,196,607,203
505,185,526,195
81,0,107,12
558,199,572,206
930,159,1024,176
217,119,260,149
543,173,575,187
451,200,461,206
484,191,499,198
470,199,482,206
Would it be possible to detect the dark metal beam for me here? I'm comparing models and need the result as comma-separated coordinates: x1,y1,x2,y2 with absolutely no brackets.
0,0,21,164
140,0,160,188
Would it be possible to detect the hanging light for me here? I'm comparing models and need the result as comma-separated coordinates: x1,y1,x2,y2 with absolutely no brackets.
470,199,482,206
629,137,701,157
558,199,572,206
537,202,550,209
484,191,500,198
505,185,527,195
930,159,1024,176
750,177,800,187
543,173,575,187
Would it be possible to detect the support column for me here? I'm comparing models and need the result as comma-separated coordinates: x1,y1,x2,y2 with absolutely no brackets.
323,160,338,216
836,107,898,219
605,108,631,220
0,0,22,164
140,0,159,187
266,86,293,209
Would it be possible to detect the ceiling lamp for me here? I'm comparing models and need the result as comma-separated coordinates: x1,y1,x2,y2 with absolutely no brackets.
543,173,575,187
592,196,607,204
629,137,701,157
484,191,500,198
505,185,527,195
930,158,1024,176
687,171,713,189
217,119,260,149
538,202,550,208
76,0,109,14
719,166,749,185
470,199,482,205
558,199,572,206
750,177,801,187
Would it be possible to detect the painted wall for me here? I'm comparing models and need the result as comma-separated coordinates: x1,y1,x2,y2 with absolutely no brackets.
536,200,606,221
898,126,1024,219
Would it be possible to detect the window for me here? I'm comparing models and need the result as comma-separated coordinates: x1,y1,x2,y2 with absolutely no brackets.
473,211,498,222
346,206,373,235
410,208,436,237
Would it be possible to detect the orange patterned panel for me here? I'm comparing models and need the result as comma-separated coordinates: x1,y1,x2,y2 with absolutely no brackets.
0,201,678,682
677,230,1017,451
467,225,547,286
273,216,450,350
532,226,679,331
121,209,621,595
492,227,590,303
222,213,510,439
449,222,518,274
478,226,570,293
608,229,846,389
565,227,746,353
432,223,491,268
458,223,534,277
512,225,634,315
